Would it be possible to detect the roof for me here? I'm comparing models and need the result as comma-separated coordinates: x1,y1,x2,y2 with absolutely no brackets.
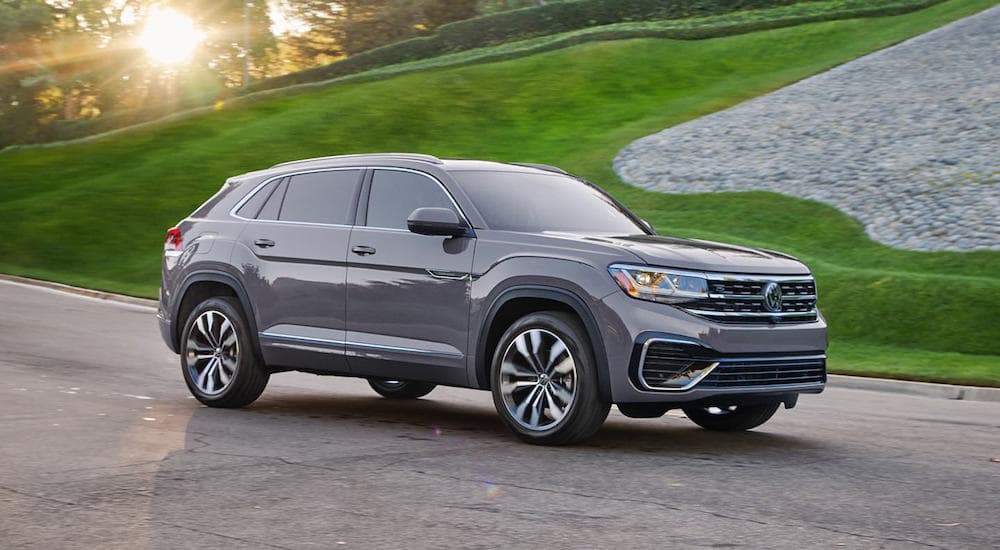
237,153,572,181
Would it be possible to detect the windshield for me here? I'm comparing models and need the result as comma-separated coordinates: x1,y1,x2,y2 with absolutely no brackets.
452,170,644,234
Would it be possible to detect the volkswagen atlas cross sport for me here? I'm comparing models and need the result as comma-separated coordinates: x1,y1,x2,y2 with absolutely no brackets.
158,153,827,445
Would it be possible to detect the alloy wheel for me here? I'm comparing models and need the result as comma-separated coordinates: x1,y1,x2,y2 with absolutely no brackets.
185,310,239,395
499,328,577,431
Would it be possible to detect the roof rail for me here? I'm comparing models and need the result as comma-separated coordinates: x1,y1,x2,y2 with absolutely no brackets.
271,153,443,169
507,162,569,175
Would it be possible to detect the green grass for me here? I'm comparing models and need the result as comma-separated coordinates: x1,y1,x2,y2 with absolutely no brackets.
828,342,1000,387
1,0,997,385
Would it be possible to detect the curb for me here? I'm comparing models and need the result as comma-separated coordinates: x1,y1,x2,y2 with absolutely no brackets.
0,274,157,309
828,374,1000,404
2,273,998,403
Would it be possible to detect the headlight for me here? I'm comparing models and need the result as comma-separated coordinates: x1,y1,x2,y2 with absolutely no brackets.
608,264,709,304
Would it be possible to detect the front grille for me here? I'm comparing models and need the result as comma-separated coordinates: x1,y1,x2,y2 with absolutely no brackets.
681,277,818,324
636,340,826,391
699,356,827,388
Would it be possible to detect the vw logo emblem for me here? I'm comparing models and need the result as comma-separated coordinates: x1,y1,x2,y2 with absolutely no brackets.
762,282,783,312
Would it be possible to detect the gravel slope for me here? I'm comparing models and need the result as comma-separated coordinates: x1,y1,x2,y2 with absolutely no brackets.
614,5,999,251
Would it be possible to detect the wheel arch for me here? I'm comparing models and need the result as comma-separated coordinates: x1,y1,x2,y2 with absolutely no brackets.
475,286,611,402
172,271,261,358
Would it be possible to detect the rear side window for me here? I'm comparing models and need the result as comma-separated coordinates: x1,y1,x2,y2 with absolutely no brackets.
365,170,456,230
235,180,280,219
257,179,288,220
276,170,362,225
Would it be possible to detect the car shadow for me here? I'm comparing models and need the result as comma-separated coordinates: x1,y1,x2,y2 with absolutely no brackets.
200,389,829,456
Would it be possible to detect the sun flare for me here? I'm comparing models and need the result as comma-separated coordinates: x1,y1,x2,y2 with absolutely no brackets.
138,8,204,65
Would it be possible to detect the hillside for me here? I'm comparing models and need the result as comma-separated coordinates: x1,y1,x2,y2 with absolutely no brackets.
1,0,997,385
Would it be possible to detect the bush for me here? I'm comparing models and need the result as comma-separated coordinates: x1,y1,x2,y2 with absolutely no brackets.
253,1,812,91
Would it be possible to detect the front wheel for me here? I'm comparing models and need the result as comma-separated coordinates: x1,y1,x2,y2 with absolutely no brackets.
682,402,781,431
490,311,610,445
367,378,436,399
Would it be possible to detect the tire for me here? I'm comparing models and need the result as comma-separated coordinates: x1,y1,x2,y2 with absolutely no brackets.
490,311,610,445
367,378,436,399
682,402,781,432
180,296,269,408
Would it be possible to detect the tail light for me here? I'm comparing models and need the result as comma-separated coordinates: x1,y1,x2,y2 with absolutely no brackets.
165,227,183,252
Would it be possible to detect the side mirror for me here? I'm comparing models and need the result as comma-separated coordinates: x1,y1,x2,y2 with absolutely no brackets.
407,207,469,237
640,219,655,234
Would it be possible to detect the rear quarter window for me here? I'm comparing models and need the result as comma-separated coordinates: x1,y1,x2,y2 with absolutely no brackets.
235,180,280,219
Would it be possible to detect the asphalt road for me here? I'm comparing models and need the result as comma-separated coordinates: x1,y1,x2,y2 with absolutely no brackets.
1,281,997,549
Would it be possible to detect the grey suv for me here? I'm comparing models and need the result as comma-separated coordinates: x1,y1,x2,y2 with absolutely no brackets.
158,153,826,445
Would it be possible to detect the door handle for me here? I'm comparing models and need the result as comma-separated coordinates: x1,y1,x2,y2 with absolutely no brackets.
254,239,276,248
352,245,376,256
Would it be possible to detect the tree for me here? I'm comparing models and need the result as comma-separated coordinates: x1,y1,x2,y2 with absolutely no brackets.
0,0,54,146
169,0,275,86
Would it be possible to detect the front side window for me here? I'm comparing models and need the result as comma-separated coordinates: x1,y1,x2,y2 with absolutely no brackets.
365,170,457,230
277,170,362,225
451,170,643,234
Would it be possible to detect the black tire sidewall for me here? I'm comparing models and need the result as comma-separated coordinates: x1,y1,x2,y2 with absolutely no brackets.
367,378,436,399
683,402,781,431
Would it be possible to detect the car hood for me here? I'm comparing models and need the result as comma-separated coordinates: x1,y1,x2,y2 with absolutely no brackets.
583,234,810,275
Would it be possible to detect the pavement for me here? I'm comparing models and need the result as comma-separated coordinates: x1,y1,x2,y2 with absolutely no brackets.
1,280,998,549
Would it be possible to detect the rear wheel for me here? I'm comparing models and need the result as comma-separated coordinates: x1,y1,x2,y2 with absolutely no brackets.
180,297,269,408
367,378,436,399
682,402,781,431
490,311,609,445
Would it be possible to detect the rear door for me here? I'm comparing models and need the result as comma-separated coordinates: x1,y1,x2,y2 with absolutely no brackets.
345,168,475,385
235,168,364,373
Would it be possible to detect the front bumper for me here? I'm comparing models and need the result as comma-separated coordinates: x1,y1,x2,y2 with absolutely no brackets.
595,292,827,404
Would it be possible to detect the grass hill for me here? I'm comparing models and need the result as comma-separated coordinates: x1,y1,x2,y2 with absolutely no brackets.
1,0,997,385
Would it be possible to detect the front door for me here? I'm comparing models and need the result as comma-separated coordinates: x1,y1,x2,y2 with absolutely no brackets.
345,168,475,385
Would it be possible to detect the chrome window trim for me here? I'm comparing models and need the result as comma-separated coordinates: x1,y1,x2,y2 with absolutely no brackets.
259,332,464,359
229,167,364,224
228,165,472,231
636,338,720,392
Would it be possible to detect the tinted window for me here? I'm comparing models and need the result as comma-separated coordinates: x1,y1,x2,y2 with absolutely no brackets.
451,171,643,234
235,180,279,219
278,170,362,225
366,170,456,230
257,179,287,220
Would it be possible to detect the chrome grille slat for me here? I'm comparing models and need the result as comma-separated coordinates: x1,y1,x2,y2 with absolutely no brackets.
685,275,818,324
